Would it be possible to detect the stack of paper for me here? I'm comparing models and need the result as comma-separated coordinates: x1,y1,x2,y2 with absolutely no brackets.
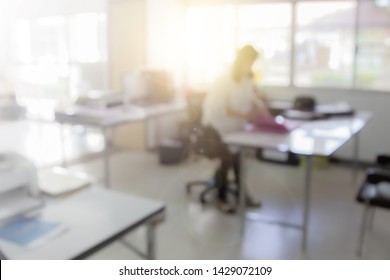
38,167,92,196
55,106,113,124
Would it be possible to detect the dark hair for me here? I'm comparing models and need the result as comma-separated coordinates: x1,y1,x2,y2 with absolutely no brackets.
232,45,258,83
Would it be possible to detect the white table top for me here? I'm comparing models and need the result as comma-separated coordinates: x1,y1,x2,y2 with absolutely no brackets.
54,100,186,127
0,187,164,259
224,112,371,157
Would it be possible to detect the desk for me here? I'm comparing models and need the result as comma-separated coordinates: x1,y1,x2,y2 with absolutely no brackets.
0,187,165,260
224,112,371,254
55,100,186,188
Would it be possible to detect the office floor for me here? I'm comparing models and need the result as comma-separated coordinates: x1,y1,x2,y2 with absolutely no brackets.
1,120,390,260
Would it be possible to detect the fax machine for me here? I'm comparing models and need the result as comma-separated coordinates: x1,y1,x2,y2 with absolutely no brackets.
0,153,43,223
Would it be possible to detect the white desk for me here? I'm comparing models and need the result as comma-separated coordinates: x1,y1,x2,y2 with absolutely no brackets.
0,187,165,260
54,100,186,188
224,112,371,254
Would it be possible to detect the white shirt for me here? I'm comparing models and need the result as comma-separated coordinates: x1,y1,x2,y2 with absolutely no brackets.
202,71,258,135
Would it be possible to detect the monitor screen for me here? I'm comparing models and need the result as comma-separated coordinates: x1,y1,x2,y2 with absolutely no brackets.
123,70,175,106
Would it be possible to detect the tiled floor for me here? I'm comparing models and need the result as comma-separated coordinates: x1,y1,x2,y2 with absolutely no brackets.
1,120,389,259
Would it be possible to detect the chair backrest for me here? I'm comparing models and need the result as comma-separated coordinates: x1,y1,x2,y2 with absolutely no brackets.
123,70,175,105
186,91,207,125
377,154,390,169
179,91,206,140
183,91,226,159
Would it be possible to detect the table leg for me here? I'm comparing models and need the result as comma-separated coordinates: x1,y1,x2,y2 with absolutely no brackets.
352,131,360,185
238,150,248,229
357,204,371,257
103,127,111,188
302,155,313,254
155,118,161,148
60,123,67,167
368,207,375,231
147,220,156,260
0,248,7,260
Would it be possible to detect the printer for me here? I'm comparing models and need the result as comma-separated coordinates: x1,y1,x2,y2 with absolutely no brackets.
0,153,43,224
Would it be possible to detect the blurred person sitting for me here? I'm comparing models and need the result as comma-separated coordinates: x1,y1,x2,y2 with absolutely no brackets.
202,45,272,213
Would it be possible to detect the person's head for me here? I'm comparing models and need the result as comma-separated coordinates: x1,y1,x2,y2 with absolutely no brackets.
232,45,258,83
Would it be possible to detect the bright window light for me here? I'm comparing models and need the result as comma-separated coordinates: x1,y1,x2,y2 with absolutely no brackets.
355,0,390,91
186,6,235,89
238,3,292,86
186,3,292,88
13,19,31,63
295,1,356,88
69,13,104,63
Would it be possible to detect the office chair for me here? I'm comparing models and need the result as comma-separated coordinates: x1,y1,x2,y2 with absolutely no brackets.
356,154,390,257
181,92,237,205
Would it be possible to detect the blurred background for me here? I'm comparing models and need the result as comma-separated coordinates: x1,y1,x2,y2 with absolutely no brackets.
0,0,390,260
0,0,389,164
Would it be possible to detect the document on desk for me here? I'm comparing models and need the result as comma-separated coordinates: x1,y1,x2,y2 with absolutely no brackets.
55,106,125,125
38,167,92,196
0,216,67,248
246,116,302,134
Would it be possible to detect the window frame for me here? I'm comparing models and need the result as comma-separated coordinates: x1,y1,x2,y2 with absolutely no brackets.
185,0,390,93
9,13,108,102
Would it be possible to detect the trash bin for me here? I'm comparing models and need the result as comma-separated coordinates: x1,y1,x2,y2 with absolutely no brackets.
158,139,188,165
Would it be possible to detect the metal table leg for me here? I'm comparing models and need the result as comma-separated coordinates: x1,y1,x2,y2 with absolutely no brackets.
120,218,158,260
60,123,67,167
147,220,156,260
0,248,7,260
352,131,360,185
103,127,111,188
302,155,313,254
155,118,161,149
357,204,371,257
368,207,375,231
237,149,313,254
238,150,248,230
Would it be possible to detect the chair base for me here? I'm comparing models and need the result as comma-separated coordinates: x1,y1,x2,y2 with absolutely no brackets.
186,179,238,205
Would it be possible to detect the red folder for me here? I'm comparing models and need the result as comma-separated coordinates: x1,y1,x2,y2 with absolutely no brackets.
246,115,301,134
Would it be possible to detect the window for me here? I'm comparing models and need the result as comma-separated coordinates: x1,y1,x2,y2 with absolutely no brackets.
295,1,356,88
10,13,107,106
355,0,390,91
68,13,107,99
69,13,107,63
33,16,68,64
13,19,32,63
186,3,292,88
12,17,69,102
186,5,236,89
238,3,292,86
185,0,390,92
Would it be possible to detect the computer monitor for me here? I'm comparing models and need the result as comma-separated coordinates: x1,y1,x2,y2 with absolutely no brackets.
123,70,175,106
